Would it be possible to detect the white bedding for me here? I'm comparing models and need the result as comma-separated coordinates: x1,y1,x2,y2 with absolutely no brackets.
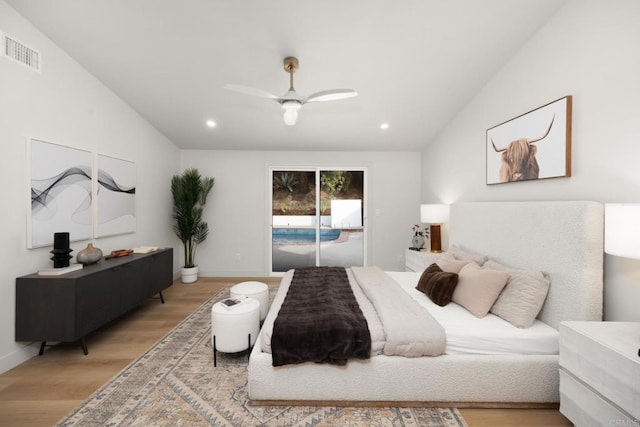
387,271,559,355
261,268,559,358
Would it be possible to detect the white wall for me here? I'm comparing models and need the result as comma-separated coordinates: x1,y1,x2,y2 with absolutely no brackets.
421,0,640,321
180,150,421,276
0,1,180,373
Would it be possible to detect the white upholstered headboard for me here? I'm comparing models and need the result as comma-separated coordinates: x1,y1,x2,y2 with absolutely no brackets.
449,201,603,330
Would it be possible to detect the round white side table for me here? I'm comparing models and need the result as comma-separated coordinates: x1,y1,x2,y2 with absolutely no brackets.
230,281,269,321
211,297,260,367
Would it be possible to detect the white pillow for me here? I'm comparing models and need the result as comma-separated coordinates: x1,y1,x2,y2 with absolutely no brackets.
451,263,509,318
485,259,550,328
448,244,489,266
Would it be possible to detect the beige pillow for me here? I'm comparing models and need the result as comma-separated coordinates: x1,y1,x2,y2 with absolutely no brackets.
452,263,509,318
448,244,489,266
436,253,474,274
485,259,551,328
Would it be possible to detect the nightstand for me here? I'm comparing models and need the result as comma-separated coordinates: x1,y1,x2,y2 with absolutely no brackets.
404,249,444,272
559,321,640,425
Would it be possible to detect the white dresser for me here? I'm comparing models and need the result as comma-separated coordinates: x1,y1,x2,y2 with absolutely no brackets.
559,321,640,426
404,249,443,272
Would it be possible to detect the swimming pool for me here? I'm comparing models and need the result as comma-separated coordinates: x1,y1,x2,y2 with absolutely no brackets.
272,228,341,244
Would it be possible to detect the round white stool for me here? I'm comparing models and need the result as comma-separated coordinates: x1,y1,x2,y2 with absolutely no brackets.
230,281,269,321
211,297,260,367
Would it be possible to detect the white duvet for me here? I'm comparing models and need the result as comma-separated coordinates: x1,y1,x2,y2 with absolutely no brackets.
261,269,559,356
387,271,559,355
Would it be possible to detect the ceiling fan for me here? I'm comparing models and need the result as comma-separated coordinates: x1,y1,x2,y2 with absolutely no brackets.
224,56,358,126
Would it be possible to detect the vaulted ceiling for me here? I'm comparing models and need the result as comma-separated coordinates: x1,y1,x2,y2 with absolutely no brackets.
7,0,566,151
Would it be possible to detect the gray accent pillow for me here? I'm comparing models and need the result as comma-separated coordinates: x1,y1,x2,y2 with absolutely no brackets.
485,259,551,328
448,244,489,266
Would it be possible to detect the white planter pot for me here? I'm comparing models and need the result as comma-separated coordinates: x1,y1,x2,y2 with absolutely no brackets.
181,266,199,284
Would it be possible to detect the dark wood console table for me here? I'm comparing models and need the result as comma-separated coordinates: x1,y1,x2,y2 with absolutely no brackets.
15,248,173,355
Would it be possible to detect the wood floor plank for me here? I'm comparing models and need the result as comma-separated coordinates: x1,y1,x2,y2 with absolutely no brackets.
0,276,571,426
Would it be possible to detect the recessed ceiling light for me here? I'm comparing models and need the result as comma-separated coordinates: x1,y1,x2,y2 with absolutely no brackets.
206,120,216,128
380,123,389,130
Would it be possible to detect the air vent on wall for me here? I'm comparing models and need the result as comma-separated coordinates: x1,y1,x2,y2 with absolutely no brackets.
1,31,41,72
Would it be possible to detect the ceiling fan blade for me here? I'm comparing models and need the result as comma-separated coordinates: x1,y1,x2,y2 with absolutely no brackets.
223,84,280,100
304,89,358,103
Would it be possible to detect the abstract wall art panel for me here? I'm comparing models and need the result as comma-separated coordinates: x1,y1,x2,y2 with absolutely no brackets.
28,139,93,248
94,154,136,237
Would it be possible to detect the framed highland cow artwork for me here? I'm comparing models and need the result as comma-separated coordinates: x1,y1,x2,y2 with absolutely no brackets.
486,96,572,185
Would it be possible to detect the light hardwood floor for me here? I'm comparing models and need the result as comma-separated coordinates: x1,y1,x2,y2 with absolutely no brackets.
0,277,572,426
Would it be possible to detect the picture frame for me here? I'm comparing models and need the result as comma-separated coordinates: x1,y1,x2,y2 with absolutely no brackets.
486,96,572,185
28,138,93,248
94,154,136,237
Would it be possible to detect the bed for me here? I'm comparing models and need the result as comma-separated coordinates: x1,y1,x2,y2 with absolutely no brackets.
248,201,604,406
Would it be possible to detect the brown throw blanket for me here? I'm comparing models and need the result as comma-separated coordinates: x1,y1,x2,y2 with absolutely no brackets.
271,267,372,366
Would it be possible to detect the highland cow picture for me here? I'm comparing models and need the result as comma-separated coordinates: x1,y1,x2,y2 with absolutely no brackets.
486,96,572,185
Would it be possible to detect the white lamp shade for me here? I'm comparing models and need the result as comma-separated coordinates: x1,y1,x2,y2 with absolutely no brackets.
605,203,640,259
420,204,450,224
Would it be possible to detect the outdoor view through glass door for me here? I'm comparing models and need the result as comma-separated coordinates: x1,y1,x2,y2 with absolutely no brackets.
271,168,365,273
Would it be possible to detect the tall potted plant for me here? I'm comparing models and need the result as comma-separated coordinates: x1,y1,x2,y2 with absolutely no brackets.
171,168,215,283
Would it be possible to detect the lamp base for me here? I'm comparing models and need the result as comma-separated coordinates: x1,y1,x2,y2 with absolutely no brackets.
430,224,442,253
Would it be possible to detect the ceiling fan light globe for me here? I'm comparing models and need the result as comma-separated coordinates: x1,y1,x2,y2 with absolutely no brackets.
283,110,298,126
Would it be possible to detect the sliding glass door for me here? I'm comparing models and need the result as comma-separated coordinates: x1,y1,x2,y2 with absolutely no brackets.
270,168,366,274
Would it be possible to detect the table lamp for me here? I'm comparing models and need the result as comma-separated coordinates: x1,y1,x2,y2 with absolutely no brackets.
604,203,640,358
420,204,450,253
605,204,640,258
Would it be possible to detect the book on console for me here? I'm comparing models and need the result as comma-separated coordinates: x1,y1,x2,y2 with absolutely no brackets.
38,264,83,276
132,246,161,254
220,297,249,310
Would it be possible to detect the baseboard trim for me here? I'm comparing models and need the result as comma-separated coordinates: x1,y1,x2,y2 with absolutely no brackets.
0,342,40,375
249,399,559,409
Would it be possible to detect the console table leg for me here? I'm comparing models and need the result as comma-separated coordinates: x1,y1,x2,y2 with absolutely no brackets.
81,337,88,355
159,291,165,304
39,341,46,355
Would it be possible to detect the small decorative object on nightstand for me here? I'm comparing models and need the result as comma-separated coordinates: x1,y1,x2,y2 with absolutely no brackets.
410,224,428,250
559,321,640,425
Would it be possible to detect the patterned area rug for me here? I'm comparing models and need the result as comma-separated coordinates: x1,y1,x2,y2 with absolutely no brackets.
57,287,468,426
